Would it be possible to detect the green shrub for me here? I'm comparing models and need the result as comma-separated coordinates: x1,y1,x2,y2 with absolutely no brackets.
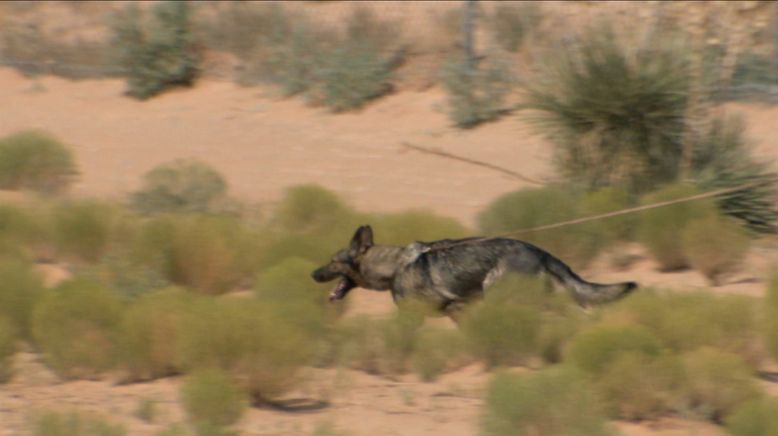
112,1,201,99
566,324,662,376
0,130,78,194
181,368,247,430
0,202,56,262
0,259,43,339
132,215,262,294
726,397,778,436
334,304,426,376
681,348,762,421
370,210,471,246
262,185,362,268
477,186,602,269
618,290,761,365
131,160,229,215
0,317,16,383
134,398,157,423
249,5,401,111
489,2,542,52
692,114,778,234
178,297,312,402
580,186,636,244
522,24,688,193
270,184,361,236
480,367,612,436
637,183,718,271
254,6,333,95
32,277,123,378
312,40,396,112
311,423,351,436
595,352,684,420
53,200,121,264
88,251,170,299
767,275,778,361
411,326,468,382
683,214,750,285
32,410,126,436
118,288,191,381
462,300,540,368
442,55,512,128
254,257,338,339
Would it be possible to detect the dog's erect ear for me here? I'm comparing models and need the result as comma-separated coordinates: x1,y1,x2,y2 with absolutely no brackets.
350,225,374,254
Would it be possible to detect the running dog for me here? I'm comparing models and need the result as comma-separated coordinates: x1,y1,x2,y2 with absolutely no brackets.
311,225,637,319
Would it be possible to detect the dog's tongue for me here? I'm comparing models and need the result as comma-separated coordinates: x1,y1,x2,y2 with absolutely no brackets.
329,278,350,302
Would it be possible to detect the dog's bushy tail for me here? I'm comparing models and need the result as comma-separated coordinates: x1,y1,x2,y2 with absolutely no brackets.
541,252,637,306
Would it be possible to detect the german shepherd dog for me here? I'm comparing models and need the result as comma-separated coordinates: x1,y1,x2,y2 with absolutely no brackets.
311,225,637,320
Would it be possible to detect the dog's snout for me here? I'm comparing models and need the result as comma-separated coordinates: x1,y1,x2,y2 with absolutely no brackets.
311,267,331,283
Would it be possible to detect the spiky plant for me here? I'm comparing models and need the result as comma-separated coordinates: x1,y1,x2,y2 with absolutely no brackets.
522,24,689,194
692,114,778,234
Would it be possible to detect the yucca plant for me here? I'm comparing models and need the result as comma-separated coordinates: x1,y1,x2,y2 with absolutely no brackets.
523,24,689,194
523,22,778,233
692,114,778,234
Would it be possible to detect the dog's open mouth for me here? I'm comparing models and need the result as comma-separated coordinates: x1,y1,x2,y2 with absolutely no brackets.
329,276,356,302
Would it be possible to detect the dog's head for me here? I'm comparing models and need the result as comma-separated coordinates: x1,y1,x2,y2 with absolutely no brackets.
311,225,373,302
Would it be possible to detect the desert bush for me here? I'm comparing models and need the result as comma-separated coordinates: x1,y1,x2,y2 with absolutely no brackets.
683,213,750,285
461,273,582,367
477,186,603,269
441,55,512,128
579,186,636,244
692,114,778,234
112,1,201,99
480,367,613,436
334,302,428,376
270,184,360,236
311,39,397,112
726,52,778,102
239,5,401,111
0,317,16,383
370,209,471,246
32,277,123,378
566,324,662,376
32,410,126,436
308,7,402,111
618,290,761,365
637,183,718,271
132,215,262,294
726,397,778,436
135,398,157,423
595,352,684,420
0,259,43,339
0,130,78,194
522,24,688,193
181,368,247,431
178,297,313,402
131,160,229,215
88,251,170,298
254,257,340,343
118,287,191,381
262,185,363,268
0,203,56,261
52,200,122,264
411,326,469,382
681,347,762,421
766,274,778,361
462,295,541,368
489,2,542,52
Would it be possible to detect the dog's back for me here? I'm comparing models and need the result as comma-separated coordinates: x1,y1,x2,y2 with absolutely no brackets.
393,237,636,307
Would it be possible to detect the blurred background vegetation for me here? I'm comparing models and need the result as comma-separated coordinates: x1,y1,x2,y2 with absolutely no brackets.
1,1,778,435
